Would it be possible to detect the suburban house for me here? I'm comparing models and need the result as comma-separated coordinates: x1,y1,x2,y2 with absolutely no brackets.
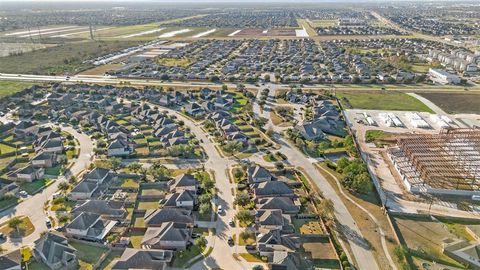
69,168,116,200
111,248,173,270
144,208,194,227
107,139,132,157
256,197,301,215
34,232,78,270
72,200,126,220
162,190,197,210
14,165,44,182
247,164,273,184
65,212,117,242
141,222,191,250
253,181,295,198
256,209,293,234
257,230,298,258
169,174,198,193
0,250,21,270
31,152,56,168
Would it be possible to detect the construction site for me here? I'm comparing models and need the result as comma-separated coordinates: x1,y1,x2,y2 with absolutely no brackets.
389,128,480,197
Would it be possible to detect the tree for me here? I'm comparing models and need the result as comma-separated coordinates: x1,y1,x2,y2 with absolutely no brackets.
236,210,254,225
318,199,334,220
127,162,142,174
239,230,254,241
8,217,22,234
109,157,122,172
194,236,207,249
264,74,271,82
223,141,242,154
201,178,215,191
234,192,250,207
199,193,212,204
58,182,70,194
352,172,373,194
274,162,285,172
222,84,228,91
199,203,211,215
68,176,77,184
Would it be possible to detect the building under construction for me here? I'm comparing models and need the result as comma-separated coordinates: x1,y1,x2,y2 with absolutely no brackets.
389,128,480,196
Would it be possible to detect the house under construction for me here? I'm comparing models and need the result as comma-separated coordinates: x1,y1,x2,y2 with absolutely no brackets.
388,128,480,196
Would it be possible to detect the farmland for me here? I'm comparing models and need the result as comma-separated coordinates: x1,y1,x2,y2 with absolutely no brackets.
417,92,480,114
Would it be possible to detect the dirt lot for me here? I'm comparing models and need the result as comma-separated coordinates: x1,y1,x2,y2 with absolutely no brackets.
418,92,480,114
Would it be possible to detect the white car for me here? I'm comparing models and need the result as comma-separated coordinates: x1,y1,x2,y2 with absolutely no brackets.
217,205,223,214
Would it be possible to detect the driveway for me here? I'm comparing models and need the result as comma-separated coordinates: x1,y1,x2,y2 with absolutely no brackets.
0,125,93,251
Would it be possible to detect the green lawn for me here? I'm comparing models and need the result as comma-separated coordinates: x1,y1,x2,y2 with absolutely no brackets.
69,241,109,264
338,91,434,112
0,81,35,98
27,261,51,270
120,178,140,189
97,250,123,270
0,143,16,155
136,201,159,210
20,178,54,195
172,245,202,267
45,166,62,176
0,196,19,210
127,231,145,249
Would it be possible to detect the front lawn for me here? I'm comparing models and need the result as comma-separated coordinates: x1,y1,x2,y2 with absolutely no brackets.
0,196,19,210
239,253,265,262
172,245,202,268
0,216,35,238
0,143,16,154
20,178,55,195
45,166,62,176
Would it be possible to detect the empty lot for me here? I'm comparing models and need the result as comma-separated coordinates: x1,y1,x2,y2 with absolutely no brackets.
418,92,480,114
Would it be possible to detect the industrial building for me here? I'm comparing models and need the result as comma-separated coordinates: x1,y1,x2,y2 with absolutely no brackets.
389,128,480,196
428,68,461,85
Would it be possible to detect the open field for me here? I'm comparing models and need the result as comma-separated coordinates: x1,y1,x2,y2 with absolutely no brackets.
78,63,122,76
0,42,57,57
0,40,142,75
392,215,469,267
0,80,35,98
338,91,434,112
417,92,480,114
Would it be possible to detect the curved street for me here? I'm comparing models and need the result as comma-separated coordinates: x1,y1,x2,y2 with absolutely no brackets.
0,125,94,250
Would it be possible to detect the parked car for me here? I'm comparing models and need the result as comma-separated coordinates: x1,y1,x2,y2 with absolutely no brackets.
217,205,223,214
227,236,234,246
45,218,52,228
228,218,235,226
245,245,256,251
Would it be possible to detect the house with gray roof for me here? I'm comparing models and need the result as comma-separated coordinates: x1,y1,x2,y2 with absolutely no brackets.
144,208,193,227
111,248,173,270
14,165,44,182
247,164,273,184
66,212,117,242
162,190,196,210
72,200,126,220
256,209,293,234
169,174,198,193
107,139,132,157
253,181,295,198
141,222,191,251
257,230,298,258
34,232,77,270
256,197,300,214
0,250,21,270
31,151,56,168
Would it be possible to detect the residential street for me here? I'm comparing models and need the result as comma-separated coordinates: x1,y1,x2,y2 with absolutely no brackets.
0,125,93,250
153,105,264,270
252,86,380,270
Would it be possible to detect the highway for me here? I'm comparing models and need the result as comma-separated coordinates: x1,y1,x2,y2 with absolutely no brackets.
0,72,477,92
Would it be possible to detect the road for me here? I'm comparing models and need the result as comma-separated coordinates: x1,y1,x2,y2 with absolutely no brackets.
149,105,263,270
252,87,380,270
0,125,93,251
1,73,478,92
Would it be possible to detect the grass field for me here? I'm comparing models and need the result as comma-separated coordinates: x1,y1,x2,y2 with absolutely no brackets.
418,92,480,114
0,80,35,98
156,57,191,67
69,241,109,270
20,178,54,195
0,40,142,75
338,91,434,112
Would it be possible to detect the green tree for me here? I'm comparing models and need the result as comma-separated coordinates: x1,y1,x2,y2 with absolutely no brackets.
109,157,122,172
195,236,207,249
58,182,70,194
318,199,334,220
352,172,373,194
8,217,22,234
234,192,250,207
199,203,211,215
127,162,142,173
236,210,254,225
